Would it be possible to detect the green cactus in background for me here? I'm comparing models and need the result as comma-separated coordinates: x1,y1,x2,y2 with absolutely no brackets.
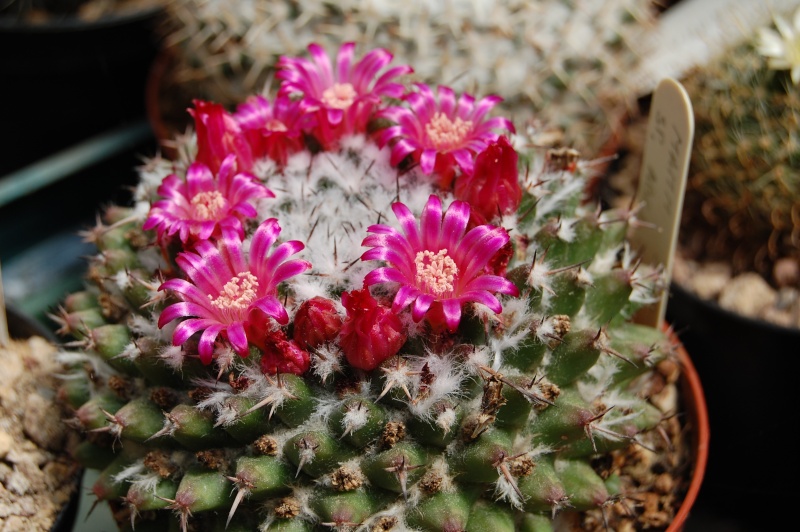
678,11,800,288
153,0,656,157
53,42,693,531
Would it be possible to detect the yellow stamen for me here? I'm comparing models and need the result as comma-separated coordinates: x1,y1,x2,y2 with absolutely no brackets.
209,272,259,310
425,112,473,150
191,191,227,220
266,119,288,132
415,249,458,297
321,82,357,110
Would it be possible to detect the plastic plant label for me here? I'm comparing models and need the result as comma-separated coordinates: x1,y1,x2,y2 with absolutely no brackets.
631,77,694,328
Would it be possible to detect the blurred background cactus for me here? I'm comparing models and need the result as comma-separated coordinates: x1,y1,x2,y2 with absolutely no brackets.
150,0,658,157
595,0,800,329
672,8,800,328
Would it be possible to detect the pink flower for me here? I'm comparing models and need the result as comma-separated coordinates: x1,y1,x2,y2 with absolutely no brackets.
234,94,315,166
376,83,515,189
454,136,522,222
276,42,412,150
190,99,255,174
292,296,343,350
157,220,311,364
361,195,519,332
339,288,406,371
143,154,274,244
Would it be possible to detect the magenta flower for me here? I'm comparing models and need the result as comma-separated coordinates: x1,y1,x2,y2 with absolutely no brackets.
143,154,274,244
157,220,311,364
276,42,412,149
376,83,515,188
361,195,519,332
234,94,315,166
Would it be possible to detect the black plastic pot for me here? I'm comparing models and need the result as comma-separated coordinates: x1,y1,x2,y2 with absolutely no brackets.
666,283,800,526
0,6,163,176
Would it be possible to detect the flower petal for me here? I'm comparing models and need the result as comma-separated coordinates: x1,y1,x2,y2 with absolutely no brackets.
226,321,249,356
253,296,289,325
419,195,443,250
419,149,438,174
392,284,421,311
440,299,462,332
365,267,406,286
198,324,225,364
173,318,215,346
459,291,503,313
391,202,422,250
440,200,470,251
411,293,434,322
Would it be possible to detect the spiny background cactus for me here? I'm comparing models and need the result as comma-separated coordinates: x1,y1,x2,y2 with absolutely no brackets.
677,10,800,296
153,0,657,157
54,43,694,531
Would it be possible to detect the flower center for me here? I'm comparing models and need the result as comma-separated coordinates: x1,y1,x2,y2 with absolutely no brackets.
415,249,458,297
266,118,288,132
322,82,357,110
209,272,259,310
425,112,473,151
191,191,227,220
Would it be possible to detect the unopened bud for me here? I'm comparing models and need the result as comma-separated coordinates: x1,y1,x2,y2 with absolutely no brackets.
293,296,343,349
339,288,406,371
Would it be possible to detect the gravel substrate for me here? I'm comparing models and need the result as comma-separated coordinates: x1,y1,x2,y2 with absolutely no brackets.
0,336,80,532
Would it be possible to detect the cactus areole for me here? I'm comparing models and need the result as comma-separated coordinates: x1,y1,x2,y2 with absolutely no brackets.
56,42,697,531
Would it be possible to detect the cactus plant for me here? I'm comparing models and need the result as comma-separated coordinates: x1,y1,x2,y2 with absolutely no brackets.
673,7,800,327
152,0,657,157
55,42,697,531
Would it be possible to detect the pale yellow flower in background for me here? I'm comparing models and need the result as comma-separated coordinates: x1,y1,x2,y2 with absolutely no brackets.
757,8,800,84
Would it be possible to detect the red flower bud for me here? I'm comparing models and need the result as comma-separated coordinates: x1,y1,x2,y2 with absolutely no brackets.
487,235,514,277
339,288,406,371
455,135,521,222
246,314,310,375
464,215,514,278
189,99,254,174
293,296,343,350
257,329,311,376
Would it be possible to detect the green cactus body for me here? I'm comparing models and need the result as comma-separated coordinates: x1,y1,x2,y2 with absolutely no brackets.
156,0,656,156
55,44,691,532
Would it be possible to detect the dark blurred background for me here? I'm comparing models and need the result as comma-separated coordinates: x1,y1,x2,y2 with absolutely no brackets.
0,2,163,325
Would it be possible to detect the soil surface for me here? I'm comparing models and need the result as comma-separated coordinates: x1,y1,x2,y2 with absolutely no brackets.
673,254,800,329
0,336,81,531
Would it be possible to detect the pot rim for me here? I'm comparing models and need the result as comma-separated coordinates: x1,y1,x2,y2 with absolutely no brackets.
671,281,800,337
665,322,709,531
0,5,161,33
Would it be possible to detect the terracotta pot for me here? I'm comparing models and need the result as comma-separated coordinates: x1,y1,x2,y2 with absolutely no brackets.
667,322,709,531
